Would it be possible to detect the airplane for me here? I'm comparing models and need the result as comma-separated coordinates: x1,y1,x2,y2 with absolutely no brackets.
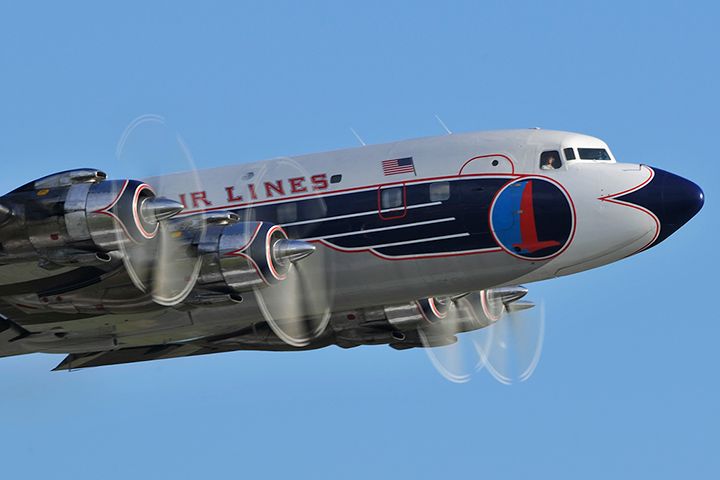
0,124,704,382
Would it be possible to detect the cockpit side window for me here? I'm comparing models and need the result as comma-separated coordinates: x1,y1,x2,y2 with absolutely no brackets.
564,148,576,161
540,150,562,170
578,148,611,160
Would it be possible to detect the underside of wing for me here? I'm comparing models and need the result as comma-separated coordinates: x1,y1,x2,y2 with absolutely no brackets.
52,327,334,370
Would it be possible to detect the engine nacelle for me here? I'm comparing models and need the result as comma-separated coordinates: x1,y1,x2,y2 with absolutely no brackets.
196,221,315,293
384,287,530,332
67,179,160,249
0,169,183,266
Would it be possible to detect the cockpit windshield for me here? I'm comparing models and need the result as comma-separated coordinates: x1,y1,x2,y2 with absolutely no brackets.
577,148,611,161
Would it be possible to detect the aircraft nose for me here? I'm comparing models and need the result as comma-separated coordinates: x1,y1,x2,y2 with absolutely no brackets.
614,167,704,248
657,168,705,230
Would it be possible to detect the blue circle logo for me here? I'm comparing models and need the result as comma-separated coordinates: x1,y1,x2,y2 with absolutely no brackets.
490,178,574,260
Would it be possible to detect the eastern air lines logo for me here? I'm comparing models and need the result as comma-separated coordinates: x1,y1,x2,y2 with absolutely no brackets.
490,178,574,260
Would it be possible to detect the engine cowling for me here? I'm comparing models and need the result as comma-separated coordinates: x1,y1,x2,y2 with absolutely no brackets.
196,221,315,293
0,169,183,266
69,179,164,249
384,287,531,332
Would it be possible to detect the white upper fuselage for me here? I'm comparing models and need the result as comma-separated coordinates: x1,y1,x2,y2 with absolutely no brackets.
148,129,659,305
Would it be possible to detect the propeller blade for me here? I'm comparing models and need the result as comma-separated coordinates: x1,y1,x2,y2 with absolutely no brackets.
474,297,545,385
417,289,545,385
254,261,332,347
115,114,206,305
246,156,335,346
418,297,487,383
151,222,202,306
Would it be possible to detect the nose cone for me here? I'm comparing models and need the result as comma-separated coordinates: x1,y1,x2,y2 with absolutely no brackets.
615,167,704,248
659,169,705,232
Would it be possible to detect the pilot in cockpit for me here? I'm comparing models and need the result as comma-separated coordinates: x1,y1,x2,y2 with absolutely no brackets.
540,151,562,170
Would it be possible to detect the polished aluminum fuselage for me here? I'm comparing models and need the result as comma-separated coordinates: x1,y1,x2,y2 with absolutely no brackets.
0,129,681,356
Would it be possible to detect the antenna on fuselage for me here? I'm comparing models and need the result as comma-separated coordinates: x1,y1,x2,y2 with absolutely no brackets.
434,114,452,135
349,127,366,146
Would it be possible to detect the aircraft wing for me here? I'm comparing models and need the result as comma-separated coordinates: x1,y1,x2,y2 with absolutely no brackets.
52,325,334,370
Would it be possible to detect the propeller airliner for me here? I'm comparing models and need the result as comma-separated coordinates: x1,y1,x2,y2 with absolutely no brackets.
0,125,704,382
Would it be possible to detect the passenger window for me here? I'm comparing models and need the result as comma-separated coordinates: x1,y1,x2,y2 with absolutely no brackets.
540,151,562,170
564,148,576,161
276,202,297,224
381,187,403,209
429,182,450,202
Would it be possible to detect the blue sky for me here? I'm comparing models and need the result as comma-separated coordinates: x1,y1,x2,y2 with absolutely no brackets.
0,1,718,478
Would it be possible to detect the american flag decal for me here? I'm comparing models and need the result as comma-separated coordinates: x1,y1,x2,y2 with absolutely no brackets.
381,157,416,176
